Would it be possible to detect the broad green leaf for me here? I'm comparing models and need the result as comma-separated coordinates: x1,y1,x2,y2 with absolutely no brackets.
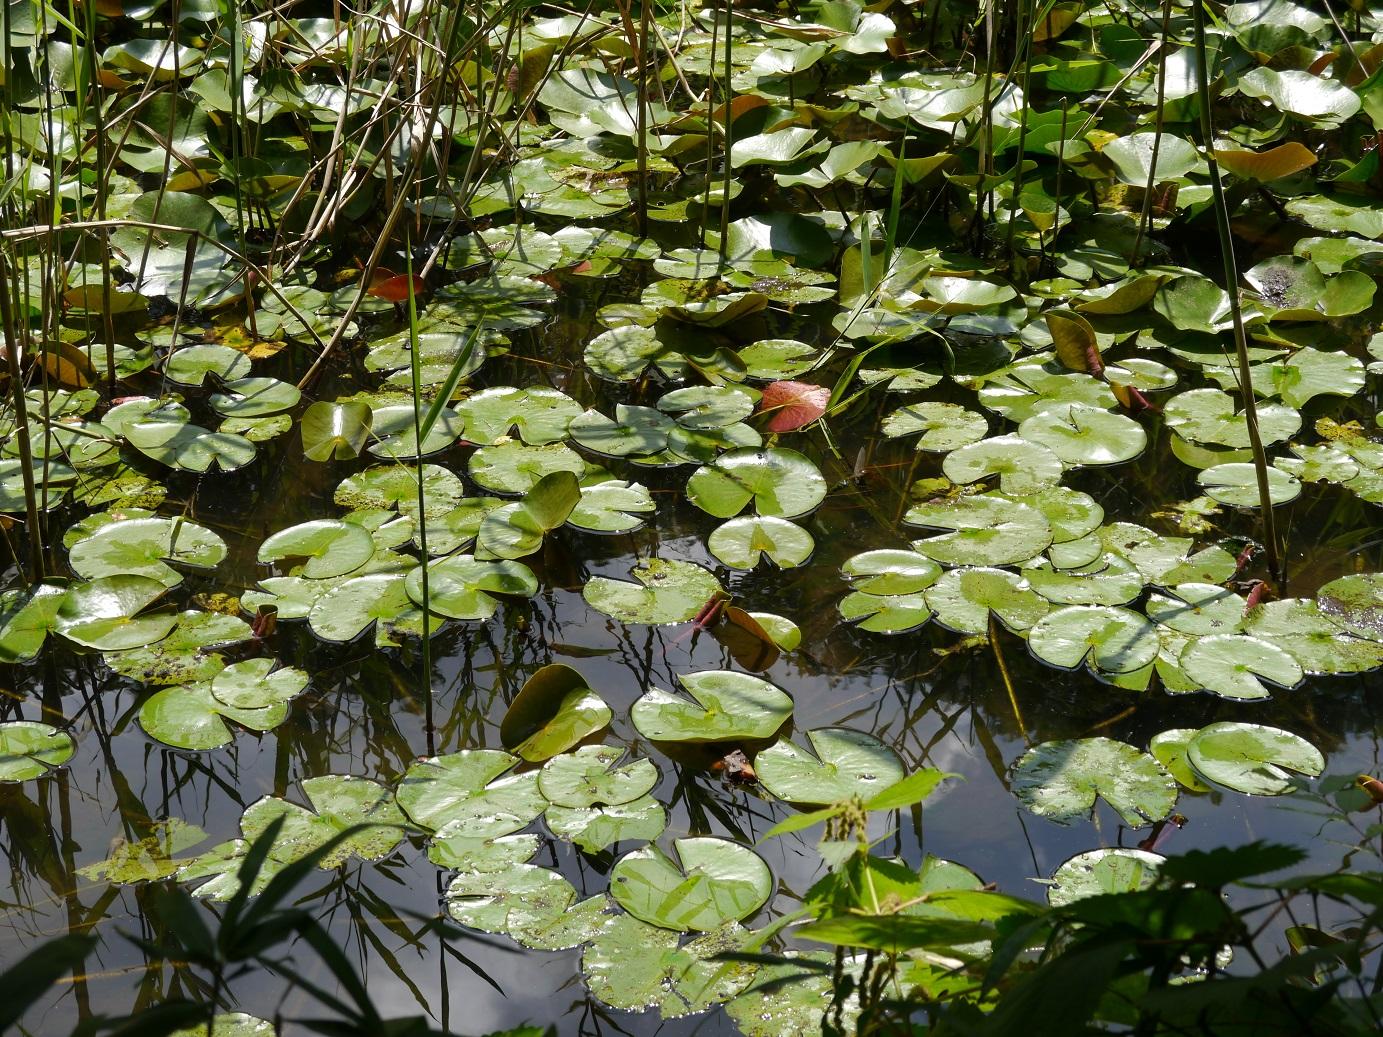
610,837,772,932
631,671,792,743
1011,737,1177,827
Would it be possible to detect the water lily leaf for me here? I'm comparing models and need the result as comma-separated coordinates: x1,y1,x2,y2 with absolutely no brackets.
126,421,257,472
1145,583,1246,635
1018,404,1147,466
1235,67,1360,126
1198,462,1300,507
539,744,659,808
1285,194,1383,239
1149,729,1212,792
1099,522,1239,585
943,435,1064,494
707,516,814,569
838,588,933,633
258,519,374,579
427,828,540,872
445,862,576,935
975,360,1117,421
546,795,667,854
1102,132,1199,184
1011,737,1177,827
882,402,988,452
731,126,824,166
925,566,1050,634
687,447,826,519
583,915,757,1014
1028,605,1160,675
366,403,464,459
757,381,829,434
208,377,300,417
568,479,656,533
1319,573,1383,641
0,584,69,662
164,344,251,386
105,610,251,684
1186,722,1324,796
405,555,538,621
501,664,611,762
469,441,585,495
905,493,1053,566
68,517,226,587
397,749,546,836
211,658,308,709
0,721,75,781
1164,389,1300,448
1046,848,1164,906
168,1013,273,1037
336,463,467,514
842,549,942,594
0,459,77,511
1215,142,1317,181
1152,276,1235,334
455,386,582,446
570,406,675,456
727,952,847,1037
611,836,772,932
631,670,792,744
55,576,176,650
584,559,722,625
243,775,406,870
738,339,823,380
78,818,208,885
1022,554,1144,606
511,892,617,951
477,470,581,559
1242,598,1383,674
139,681,290,750
756,728,905,805
658,386,758,430
305,571,425,646
301,401,372,461
1179,634,1304,699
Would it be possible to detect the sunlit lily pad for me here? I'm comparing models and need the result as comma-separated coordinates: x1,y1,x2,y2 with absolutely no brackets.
882,402,988,452
455,386,583,445
139,681,292,751
584,559,722,624
546,795,667,854
211,658,308,709
0,584,70,663
1046,848,1163,906
258,519,374,579
631,671,792,744
397,749,546,836
500,664,611,762
469,441,586,494
1018,404,1147,466
925,566,1051,634
943,435,1064,495
208,377,300,417
583,915,757,1014
755,728,905,804
68,517,226,587
1163,389,1300,448
1185,722,1324,795
686,448,826,519
568,479,657,533
405,555,539,621
1149,728,1212,792
570,406,676,456
1027,605,1159,675
1318,573,1383,641
539,745,659,808
1179,634,1304,700
707,516,814,569
906,493,1053,567
0,721,75,781
55,576,177,651
1011,737,1177,827
1197,463,1300,507
610,836,772,931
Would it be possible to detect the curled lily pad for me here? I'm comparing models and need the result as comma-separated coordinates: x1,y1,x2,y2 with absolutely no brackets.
1011,737,1177,828
568,479,656,533
1028,605,1160,676
584,559,722,625
68,516,226,587
631,671,792,744
476,471,580,559
755,728,905,805
838,588,932,633
397,749,546,836
539,744,659,807
686,448,826,519
405,555,538,621
1179,634,1304,700
258,520,374,579
301,401,372,461
1185,722,1324,795
1149,728,1212,792
1046,848,1164,907
0,721,75,781
55,576,176,651
906,493,1053,567
500,664,611,762
707,516,814,569
610,836,773,932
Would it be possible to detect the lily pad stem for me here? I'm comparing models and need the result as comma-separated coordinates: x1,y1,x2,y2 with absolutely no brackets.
990,615,1029,745
1190,0,1282,587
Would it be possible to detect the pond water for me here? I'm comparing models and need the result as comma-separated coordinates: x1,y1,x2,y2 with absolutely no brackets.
3,268,1381,1034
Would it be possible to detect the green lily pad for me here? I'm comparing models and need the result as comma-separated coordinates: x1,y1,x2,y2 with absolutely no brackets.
1185,722,1324,795
1046,848,1164,907
469,442,586,495
568,479,657,533
942,435,1064,495
126,421,257,473
539,744,659,808
1028,605,1160,676
631,670,793,744
307,571,428,647
1149,728,1212,792
104,610,251,685
208,377,301,417
164,344,251,386
1318,573,1383,641
1179,634,1304,699
1018,404,1147,466
210,658,308,710
0,584,68,663
405,554,538,621
139,681,291,750
925,566,1051,635
707,516,814,569
882,402,988,453
755,728,905,805
842,549,942,594
583,915,757,1015
397,749,546,836
476,471,581,559
726,952,848,1037
1236,67,1360,126
68,517,226,587
1022,554,1144,607
610,836,773,932
1163,389,1300,448
905,493,1053,567
55,576,176,651
686,447,826,519
455,386,583,446
1011,737,1177,828
1102,132,1199,184
500,664,611,762
168,1013,274,1037
546,795,667,854
445,862,576,935
258,519,375,579
427,828,540,872
1198,463,1301,507
569,406,676,457
0,721,75,781
584,558,722,624
78,818,208,885
301,401,372,461
1145,583,1246,635
657,386,758,430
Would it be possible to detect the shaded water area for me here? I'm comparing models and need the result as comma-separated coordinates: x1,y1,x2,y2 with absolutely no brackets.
3,255,1381,1034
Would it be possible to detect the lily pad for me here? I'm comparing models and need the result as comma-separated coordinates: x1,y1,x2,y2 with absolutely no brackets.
539,744,659,808
610,836,773,931
686,448,826,519
546,796,667,854
1046,848,1164,906
55,576,177,651
568,480,657,533
397,749,546,836
1185,722,1324,795
1149,728,1212,792
583,915,757,1014
584,559,722,625
707,516,814,569
882,402,988,453
258,520,374,579
1028,606,1159,676
1018,404,1147,466
500,664,611,762
469,442,586,495
405,555,538,621
905,493,1053,567
1179,634,1304,699
755,728,905,805
1011,737,1177,827
925,566,1051,634
943,435,1064,495
631,671,793,744
139,681,292,751
68,517,226,587
0,721,75,781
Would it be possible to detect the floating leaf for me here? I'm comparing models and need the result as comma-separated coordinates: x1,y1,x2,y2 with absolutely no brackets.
568,479,656,533
925,566,1050,634
546,795,667,854
583,915,757,1014
258,519,374,579
55,576,176,651
0,721,75,781
139,681,292,750
1198,463,1300,507
539,745,659,808
68,517,226,587
584,559,722,625
397,749,546,836
1046,848,1163,906
687,448,827,519
469,442,586,494
631,671,792,744
1185,722,1324,795
882,402,988,452
405,555,538,621
500,664,611,762
943,435,1064,495
707,516,814,569
755,728,905,804
1028,605,1160,676
1149,728,1212,792
1179,634,1304,699
1011,737,1177,827
1018,404,1147,466
757,381,829,433
906,493,1053,567
610,836,773,931
301,401,372,461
